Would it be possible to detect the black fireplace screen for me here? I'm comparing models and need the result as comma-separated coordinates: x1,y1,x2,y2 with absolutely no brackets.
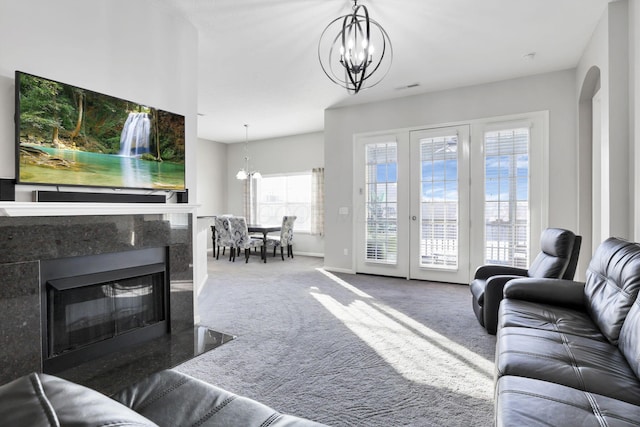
47,264,165,357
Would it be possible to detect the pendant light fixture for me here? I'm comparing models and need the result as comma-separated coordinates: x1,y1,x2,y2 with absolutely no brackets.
236,124,261,180
318,0,392,94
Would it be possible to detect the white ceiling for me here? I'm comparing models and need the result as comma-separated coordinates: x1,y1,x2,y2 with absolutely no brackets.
162,0,610,143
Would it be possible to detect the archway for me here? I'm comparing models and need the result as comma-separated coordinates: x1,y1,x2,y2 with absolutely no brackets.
576,66,601,279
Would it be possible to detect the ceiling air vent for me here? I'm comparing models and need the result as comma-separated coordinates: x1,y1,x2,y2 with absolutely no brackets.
395,83,420,90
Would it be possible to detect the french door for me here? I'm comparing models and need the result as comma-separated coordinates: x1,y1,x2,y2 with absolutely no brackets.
354,135,410,278
354,114,545,284
409,126,470,283
354,125,469,283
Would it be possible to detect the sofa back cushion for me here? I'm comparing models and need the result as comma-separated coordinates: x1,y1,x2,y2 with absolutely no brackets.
527,228,577,278
585,237,640,344
619,295,640,378
0,372,157,426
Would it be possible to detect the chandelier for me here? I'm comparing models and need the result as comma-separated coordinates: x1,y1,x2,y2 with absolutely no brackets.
236,124,261,180
318,0,392,94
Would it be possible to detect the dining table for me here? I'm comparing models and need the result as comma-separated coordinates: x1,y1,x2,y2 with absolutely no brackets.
248,224,281,263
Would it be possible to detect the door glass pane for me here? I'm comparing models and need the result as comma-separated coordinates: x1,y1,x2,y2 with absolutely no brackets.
420,135,458,269
365,142,397,263
484,128,529,267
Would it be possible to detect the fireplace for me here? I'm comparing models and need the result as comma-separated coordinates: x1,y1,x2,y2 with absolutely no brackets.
0,211,216,393
41,247,170,373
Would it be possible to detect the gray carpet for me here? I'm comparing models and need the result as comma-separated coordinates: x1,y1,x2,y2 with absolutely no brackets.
176,254,496,426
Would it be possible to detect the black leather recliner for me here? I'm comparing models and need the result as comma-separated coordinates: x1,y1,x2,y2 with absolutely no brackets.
469,227,581,334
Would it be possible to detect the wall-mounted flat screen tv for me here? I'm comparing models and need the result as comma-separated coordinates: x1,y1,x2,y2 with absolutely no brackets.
15,71,185,191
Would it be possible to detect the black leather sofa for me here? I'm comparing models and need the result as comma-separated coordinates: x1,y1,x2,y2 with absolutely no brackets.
494,237,640,426
0,369,326,426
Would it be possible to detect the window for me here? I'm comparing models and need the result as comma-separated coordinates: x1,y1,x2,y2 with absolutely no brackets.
257,173,312,232
484,127,530,267
420,134,459,269
365,142,398,263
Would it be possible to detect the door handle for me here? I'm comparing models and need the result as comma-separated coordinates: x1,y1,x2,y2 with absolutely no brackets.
412,216,417,221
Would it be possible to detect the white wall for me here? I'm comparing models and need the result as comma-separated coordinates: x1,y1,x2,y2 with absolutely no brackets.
575,5,608,273
197,139,228,216
575,0,634,275
0,0,199,202
607,1,630,241
226,131,325,256
196,138,227,250
631,0,640,242
324,70,577,272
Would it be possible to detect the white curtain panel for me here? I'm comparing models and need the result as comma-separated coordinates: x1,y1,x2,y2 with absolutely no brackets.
243,177,259,224
311,167,325,236
243,179,251,224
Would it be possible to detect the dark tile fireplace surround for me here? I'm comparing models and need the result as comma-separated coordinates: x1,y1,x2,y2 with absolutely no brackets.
0,210,225,394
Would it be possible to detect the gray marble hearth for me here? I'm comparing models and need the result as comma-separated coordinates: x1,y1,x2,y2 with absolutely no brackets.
0,212,225,394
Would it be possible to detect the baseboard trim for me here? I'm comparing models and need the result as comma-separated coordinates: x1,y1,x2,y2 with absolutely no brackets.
321,266,356,275
295,251,324,258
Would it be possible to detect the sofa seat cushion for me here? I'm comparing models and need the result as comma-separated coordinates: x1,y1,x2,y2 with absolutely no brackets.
112,369,326,427
498,299,606,341
496,327,640,405
0,372,157,427
496,375,640,427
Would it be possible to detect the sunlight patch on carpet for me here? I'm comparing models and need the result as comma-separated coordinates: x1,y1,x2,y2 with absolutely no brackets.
315,268,373,299
311,270,493,401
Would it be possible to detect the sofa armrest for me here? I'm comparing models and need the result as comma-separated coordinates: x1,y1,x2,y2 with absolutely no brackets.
474,265,528,281
484,275,522,334
504,278,586,308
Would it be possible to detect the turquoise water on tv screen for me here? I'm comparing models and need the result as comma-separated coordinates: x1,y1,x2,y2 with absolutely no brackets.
19,145,185,190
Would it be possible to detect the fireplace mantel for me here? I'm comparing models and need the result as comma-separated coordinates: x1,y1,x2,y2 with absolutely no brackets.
0,202,197,217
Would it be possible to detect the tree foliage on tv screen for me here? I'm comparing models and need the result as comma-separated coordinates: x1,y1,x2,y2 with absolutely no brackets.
18,73,185,163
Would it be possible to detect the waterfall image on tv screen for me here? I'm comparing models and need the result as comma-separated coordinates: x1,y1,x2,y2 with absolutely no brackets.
15,71,186,191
